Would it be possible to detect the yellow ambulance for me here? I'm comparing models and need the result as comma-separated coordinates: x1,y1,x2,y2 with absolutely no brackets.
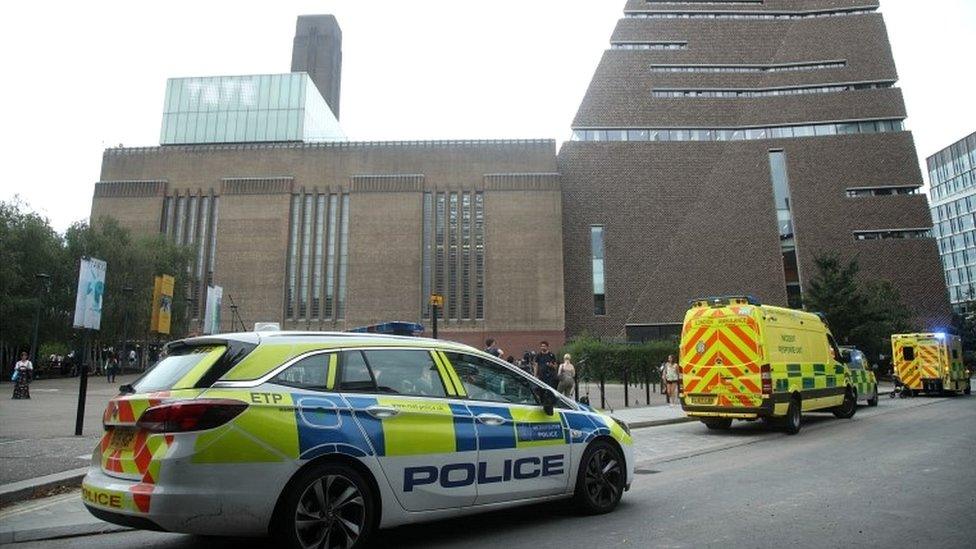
679,296,857,435
891,333,970,395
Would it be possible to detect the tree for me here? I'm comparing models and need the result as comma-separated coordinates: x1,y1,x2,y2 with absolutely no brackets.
804,253,915,364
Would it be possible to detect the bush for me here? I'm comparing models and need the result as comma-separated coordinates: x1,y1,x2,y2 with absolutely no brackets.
561,336,677,384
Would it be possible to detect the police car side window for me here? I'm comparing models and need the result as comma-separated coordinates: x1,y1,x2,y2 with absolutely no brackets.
339,351,376,392
271,353,330,391
445,353,539,406
361,350,449,398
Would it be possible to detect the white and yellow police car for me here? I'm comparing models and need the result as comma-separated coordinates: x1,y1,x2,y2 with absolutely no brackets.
82,332,633,548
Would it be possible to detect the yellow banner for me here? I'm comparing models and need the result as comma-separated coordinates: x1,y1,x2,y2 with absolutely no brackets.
150,275,175,335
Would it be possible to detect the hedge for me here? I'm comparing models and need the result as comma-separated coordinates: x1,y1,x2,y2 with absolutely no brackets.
560,337,678,384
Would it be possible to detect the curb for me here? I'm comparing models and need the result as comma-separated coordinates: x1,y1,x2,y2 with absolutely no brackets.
0,467,89,507
0,521,130,545
627,416,695,429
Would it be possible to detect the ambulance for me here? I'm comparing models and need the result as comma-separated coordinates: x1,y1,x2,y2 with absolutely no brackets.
679,296,857,435
81,332,633,548
891,333,971,395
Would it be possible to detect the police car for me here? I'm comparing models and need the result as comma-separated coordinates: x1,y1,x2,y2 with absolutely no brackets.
82,332,634,548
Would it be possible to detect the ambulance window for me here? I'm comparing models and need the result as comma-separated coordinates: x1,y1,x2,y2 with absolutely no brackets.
903,347,915,361
338,351,376,392
361,350,448,398
445,353,539,406
271,353,330,391
826,335,842,363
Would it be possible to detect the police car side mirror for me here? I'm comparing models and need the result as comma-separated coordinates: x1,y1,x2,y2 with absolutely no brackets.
536,387,556,416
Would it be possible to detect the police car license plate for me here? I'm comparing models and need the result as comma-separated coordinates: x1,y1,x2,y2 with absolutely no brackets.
109,428,137,451
689,395,716,405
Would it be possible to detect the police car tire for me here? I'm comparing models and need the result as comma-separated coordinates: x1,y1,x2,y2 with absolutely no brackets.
702,418,732,430
867,386,879,407
272,462,377,549
573,440,625,515
832,389,857,419
784,397,801,435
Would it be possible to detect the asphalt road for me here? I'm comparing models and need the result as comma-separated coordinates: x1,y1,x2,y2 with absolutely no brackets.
14,394,974,548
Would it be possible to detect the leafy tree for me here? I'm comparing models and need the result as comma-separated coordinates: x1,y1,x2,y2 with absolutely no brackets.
804,253,915,366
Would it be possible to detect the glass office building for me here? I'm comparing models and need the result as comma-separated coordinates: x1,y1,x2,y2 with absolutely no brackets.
929,132,976,313
160,73,345,145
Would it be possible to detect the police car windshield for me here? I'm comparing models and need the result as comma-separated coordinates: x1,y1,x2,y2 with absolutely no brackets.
132,346,225,393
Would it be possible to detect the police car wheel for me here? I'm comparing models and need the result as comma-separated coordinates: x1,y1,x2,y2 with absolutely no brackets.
274,463,375,549
832,389,857,419
574,440,625,515
784,397,801,435
702,418,732,430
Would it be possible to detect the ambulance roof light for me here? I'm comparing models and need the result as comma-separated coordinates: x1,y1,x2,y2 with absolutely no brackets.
689,295,762,307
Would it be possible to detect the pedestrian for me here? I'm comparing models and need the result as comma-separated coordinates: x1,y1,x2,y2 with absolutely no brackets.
12,352,33,399
557,353,576,398
662,354,679,407
128,349,137,371
484,338,503,358
534,341,558,388
106,354,119,383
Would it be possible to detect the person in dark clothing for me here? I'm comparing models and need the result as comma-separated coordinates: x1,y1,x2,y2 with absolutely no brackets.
484,338,503,358
534,341,558,388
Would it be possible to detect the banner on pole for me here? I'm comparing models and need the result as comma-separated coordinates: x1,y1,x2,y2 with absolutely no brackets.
72,257,107,330
203,285,223,335
150,274,175,335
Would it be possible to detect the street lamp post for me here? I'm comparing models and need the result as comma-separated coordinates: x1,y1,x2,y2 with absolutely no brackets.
229,304,239,332
120,285,133,372
29,273,51,367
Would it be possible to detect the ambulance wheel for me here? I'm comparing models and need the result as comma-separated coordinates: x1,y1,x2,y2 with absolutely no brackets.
573,439,625,515
833,388,857,419
784,397,802,435
702,418,732,430
273,462,376,549
867,385,879,407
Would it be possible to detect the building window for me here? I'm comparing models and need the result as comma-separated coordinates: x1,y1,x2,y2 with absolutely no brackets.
299,194,314,319
474,192,485,320
286,195,301,319
422,192,434,318
434,193,447,319
571,119,904,143
174,195,187,245
159,192,218,325
854,229,932,241
611,41,688,50
336,194,350,319
769,151,803,308
311,195,326,319
650,61,845,73
208,197,219,283
161,197,173,234
591,225,606,316
448,192,459,320
627,7,876,20
652,81,893,98
461,192,472,320
325,194,339,318
846,186,918,198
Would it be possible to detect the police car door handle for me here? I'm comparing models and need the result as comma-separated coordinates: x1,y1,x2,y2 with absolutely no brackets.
476,413,506,426
365,406,400,419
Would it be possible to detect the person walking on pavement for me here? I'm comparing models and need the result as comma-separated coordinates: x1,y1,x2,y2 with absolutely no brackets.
663,354,680,407
557,353,576,398
106,354,119,383
534,341,558,388
12,352,33,399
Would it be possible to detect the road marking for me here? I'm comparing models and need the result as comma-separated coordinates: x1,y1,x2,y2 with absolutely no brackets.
77,454,91,460
0,491,80,519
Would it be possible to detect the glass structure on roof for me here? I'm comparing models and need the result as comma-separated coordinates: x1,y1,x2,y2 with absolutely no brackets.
160,73,345,145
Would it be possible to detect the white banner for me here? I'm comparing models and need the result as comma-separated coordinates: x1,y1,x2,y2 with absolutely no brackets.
203,285,223,335
72,257,107,330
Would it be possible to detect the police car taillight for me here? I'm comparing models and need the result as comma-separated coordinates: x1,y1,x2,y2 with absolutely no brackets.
137,399,247,433
760,364,772,395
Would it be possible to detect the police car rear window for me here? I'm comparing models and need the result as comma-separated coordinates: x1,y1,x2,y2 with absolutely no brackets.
132,346,225,393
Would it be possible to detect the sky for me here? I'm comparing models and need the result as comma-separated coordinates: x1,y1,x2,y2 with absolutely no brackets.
1,0,973,233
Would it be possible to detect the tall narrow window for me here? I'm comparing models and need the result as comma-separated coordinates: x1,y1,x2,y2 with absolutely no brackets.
186,195,200,318
461,192,472,319
299,194,314,319
336,194,350,319
174,195,187,245
196,196,210,283
286,195,301,319
591,226,606,316
434,193,447,319
325,194,338,319
448,193,459,320
161,197,172,234
312,194,326,319
208,196,219,285
769,151,803,307
422,193,434,318
474,192,485,320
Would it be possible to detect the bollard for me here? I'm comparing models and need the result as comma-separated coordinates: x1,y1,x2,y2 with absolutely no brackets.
623,368,629,408
645,364,651,405
599,372,606,409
